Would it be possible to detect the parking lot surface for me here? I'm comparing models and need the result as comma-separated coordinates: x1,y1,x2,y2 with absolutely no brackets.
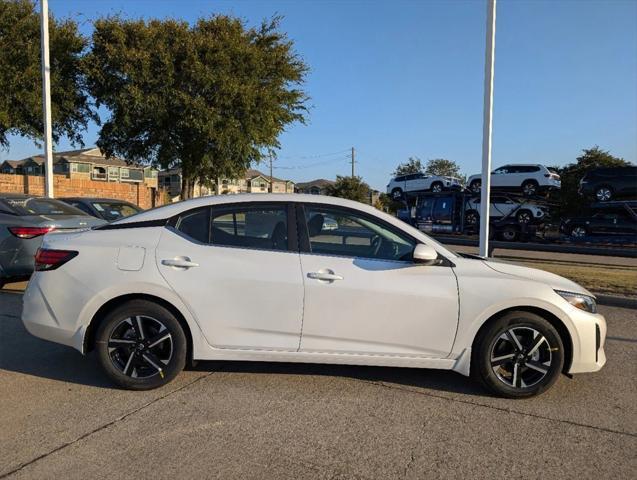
1,290,635,479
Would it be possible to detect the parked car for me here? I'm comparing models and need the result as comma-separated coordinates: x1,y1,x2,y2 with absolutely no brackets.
468,164,561,196
578,166,637,202
22,194,606,398
387,173,462,199
60,197,142,221
560,201,637,238
0,195,106,287
465,195,548,225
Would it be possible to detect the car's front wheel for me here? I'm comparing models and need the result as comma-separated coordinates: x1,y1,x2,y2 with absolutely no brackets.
95,299,187,390
430,181,443,193
470,180,481,194
391,188,403,200
595,186,613,202
472,311,564,398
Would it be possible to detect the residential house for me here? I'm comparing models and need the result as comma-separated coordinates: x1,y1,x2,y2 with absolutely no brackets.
295,179,335,195
1,148,158,188
159,168,295,201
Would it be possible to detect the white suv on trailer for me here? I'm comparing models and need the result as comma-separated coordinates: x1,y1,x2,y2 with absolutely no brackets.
468,164,561,196
387,173,462,199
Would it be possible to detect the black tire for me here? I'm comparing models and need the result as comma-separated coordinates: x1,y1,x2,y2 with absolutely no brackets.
465,210,479,225
569,225,588,238
470,180,481,194
95,300,187,390
472,311,564,398
499,226,519,242
594,185,613,202
516,209,533,224
430,181,443,193
391,188,403,200
521,180,538,197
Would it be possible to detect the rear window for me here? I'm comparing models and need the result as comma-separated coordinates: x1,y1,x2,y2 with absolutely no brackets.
92,202,140,221
4,197,85,216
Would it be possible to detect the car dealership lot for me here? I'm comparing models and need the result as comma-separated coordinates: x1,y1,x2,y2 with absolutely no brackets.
1,290,635,479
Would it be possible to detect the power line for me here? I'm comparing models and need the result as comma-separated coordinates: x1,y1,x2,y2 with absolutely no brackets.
276,149,350,161
273,155,350,170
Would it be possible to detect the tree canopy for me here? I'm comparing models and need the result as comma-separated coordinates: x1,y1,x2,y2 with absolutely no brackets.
392,157,423,177
325,175,370,203
0,0,93,148
85,15,308,198
424,158,462,179
555,146,631,214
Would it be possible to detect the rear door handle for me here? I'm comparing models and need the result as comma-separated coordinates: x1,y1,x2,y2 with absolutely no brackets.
307,271,343,281
161,257,199,269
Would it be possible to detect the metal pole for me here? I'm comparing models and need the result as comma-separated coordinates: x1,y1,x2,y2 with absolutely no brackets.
40,0,54,198
479,0,496,257
351,147,355,177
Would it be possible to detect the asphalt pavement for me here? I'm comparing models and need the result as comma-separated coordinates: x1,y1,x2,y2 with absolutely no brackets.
0,290,635,479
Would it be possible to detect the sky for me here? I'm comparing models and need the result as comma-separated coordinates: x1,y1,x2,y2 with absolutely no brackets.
3,0,636,190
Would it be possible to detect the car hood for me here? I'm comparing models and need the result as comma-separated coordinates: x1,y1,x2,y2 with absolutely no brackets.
481,258,594,297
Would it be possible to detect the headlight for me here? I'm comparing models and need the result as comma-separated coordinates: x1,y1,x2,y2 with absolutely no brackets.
555,290,597,313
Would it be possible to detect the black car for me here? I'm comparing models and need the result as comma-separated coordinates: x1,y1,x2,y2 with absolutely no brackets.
60,197,142,222
579,166,637,202
560,201,637,238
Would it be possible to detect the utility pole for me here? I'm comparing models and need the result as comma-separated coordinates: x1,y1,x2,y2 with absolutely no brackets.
269,154,273,192
479,0,497,257
40,0,54,198
351,147,355,178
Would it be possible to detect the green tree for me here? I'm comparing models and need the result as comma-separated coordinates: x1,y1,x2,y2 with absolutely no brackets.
393,157,423,177
424,158,462,179
85,15,308,199
0,0,93,148
376,192,402,214
556,146,631,214
325,175,370,203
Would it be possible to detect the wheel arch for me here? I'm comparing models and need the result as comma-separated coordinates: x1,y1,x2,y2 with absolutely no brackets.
83,293,195,365
471,306,573,374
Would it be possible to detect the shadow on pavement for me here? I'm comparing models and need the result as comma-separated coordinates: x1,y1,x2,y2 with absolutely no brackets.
1,289,487,396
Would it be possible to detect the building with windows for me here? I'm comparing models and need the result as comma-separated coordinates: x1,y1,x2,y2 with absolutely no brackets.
0,148,158,188
295,179,335,195
159,168,295,201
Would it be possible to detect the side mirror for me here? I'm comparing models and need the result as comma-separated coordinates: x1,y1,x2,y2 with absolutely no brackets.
413,243,439,265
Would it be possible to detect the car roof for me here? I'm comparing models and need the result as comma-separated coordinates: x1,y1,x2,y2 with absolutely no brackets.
61,197,137,204
111,193,458,258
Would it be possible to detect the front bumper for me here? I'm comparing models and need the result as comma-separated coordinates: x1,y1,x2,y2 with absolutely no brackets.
567,307,607,374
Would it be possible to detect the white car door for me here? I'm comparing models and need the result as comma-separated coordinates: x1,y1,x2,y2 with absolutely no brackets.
405,173,429,192
298,204,459,358
491,166,510,188
156,203,304,351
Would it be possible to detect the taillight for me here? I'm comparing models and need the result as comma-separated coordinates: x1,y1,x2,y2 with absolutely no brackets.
34,249,78,271
8,226,55,239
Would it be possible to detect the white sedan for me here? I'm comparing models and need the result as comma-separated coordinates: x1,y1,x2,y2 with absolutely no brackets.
22,194,606,398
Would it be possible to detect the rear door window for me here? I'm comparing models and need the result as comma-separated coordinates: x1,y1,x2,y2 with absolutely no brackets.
175,208,210,243
210,205,289,251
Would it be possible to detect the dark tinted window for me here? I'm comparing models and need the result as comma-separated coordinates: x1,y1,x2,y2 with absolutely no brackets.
176,208,210,243
394,175,405,182
211,206,288,251
304,206,414,261
4,197,85,216
68,201,93,215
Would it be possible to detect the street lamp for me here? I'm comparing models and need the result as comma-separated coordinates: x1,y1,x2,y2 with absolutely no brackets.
40,0,54,198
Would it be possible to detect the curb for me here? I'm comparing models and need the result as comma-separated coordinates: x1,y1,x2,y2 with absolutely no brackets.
595,294,637,310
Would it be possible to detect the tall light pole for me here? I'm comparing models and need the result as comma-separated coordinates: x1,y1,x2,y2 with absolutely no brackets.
479,0,497,257
40,0,54,198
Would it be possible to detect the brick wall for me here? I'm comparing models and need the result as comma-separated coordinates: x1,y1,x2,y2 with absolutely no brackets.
0,173,164,209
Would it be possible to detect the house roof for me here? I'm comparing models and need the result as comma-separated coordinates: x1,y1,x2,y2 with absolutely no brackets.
296,179,335,189
245,169,293,183
16,148,148,169
0,160,22,169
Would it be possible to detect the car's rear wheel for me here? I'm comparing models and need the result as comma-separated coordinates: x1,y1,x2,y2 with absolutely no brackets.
521,180,538,196
465,210,479,225
516,209,533,224
595,186,613,202
95,300,187,390
499,226,519,241
470,180,481,194
391,188,403,200
472,311,564,398
570,225,588,238
430,182,443,193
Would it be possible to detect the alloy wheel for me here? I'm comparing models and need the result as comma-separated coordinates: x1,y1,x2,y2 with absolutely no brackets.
517,211,532,224
522,183,537,196
471,182,481,193
431,183,443,193
108,316,173,379
490,327,552,389
466,212,478,225
596,187,612,201
571,226,587,238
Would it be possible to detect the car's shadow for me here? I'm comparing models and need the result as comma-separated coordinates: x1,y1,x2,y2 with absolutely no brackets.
0,290,487,396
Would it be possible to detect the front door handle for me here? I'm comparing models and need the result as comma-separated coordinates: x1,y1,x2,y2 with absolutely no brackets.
161,257,199,269
307,271,343,282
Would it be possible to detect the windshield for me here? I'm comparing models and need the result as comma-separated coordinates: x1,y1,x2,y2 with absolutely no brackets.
4,197,86,216
92,202,141,221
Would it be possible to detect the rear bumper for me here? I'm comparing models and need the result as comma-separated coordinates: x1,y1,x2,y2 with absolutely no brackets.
21,272,86,352
0,236,42,279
